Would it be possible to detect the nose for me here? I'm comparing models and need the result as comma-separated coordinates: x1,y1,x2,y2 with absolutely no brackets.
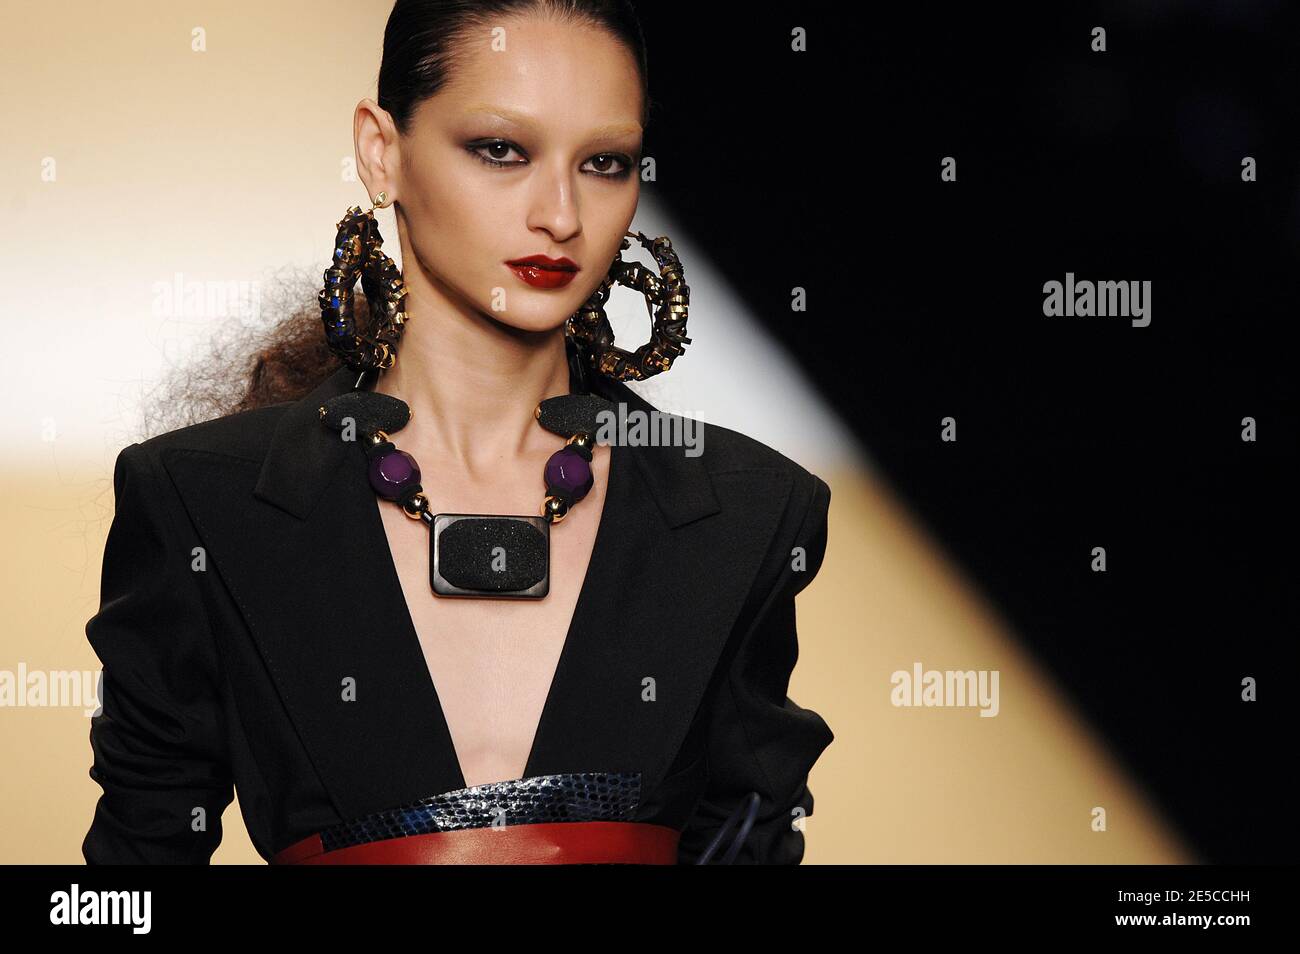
525,160,582,244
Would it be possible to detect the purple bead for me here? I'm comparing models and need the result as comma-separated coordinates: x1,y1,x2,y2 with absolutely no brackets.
368,449,421,500
544,446,593,502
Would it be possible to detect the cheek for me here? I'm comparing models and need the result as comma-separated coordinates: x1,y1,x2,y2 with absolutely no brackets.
419,172,480,242
593,206,638,277
409,172,510,275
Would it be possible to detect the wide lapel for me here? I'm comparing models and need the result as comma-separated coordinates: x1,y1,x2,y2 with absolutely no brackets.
521,374,796,792
162,366,465,820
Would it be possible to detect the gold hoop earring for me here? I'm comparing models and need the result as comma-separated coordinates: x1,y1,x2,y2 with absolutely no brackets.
565,230,691,382
318,194,408,374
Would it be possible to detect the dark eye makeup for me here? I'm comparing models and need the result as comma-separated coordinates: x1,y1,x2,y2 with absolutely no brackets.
464,138,637,180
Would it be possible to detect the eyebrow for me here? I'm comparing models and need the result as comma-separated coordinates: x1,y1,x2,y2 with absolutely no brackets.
462,103,642,142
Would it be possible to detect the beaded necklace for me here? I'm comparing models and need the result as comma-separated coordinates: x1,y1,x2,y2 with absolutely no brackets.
319,375,617,599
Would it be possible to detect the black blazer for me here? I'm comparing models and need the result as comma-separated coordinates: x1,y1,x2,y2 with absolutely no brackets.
81,363,834,864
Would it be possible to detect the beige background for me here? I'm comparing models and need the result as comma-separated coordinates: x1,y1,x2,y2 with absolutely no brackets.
0,1,1193,863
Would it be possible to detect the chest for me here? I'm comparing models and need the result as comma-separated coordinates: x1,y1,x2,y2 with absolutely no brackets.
372,442,612,789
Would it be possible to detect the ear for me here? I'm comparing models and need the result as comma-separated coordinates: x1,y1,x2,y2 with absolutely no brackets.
353,98,400,203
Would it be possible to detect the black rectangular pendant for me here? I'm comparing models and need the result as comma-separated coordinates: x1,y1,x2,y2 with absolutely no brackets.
429,514,550,599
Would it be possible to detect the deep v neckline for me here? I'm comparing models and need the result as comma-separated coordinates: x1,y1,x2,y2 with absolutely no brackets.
361,434,627,795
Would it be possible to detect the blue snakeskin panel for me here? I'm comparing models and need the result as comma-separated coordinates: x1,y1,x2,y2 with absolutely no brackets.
319,771,643,852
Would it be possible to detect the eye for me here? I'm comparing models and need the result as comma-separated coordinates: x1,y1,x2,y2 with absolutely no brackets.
581,153,635,179
466,139,527,168
466,139,636,180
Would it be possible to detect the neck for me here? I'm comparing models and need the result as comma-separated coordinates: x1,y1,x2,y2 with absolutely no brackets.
370,292,573,468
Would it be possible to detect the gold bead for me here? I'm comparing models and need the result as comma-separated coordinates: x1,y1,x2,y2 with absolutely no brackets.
401,493,428,519
543,495,568,523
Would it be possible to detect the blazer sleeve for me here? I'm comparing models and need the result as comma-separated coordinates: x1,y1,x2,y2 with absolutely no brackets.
677,471,835,864
81,442,236,864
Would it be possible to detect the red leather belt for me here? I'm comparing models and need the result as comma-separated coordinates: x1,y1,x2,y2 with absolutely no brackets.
273,820,681,865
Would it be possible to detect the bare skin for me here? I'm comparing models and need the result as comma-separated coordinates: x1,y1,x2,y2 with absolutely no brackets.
353,13,644,788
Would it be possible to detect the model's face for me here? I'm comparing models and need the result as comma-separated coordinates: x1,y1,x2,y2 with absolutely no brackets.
386,15,644,333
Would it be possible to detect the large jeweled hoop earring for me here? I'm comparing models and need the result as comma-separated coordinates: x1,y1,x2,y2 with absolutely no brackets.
318,191,410,375
565,230,692,382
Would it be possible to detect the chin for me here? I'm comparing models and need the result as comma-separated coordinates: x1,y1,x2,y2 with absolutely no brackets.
483,302,573,335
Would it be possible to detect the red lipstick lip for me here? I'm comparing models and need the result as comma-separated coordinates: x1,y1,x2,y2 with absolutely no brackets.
506,261,578,289
505,254,579,271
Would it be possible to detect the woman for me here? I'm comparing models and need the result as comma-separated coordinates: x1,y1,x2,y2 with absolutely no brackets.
81,0,833,865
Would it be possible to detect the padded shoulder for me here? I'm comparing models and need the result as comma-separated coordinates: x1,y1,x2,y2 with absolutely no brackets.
137,402,294,463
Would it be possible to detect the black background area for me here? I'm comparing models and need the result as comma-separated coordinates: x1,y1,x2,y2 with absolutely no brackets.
633,0,1299,863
